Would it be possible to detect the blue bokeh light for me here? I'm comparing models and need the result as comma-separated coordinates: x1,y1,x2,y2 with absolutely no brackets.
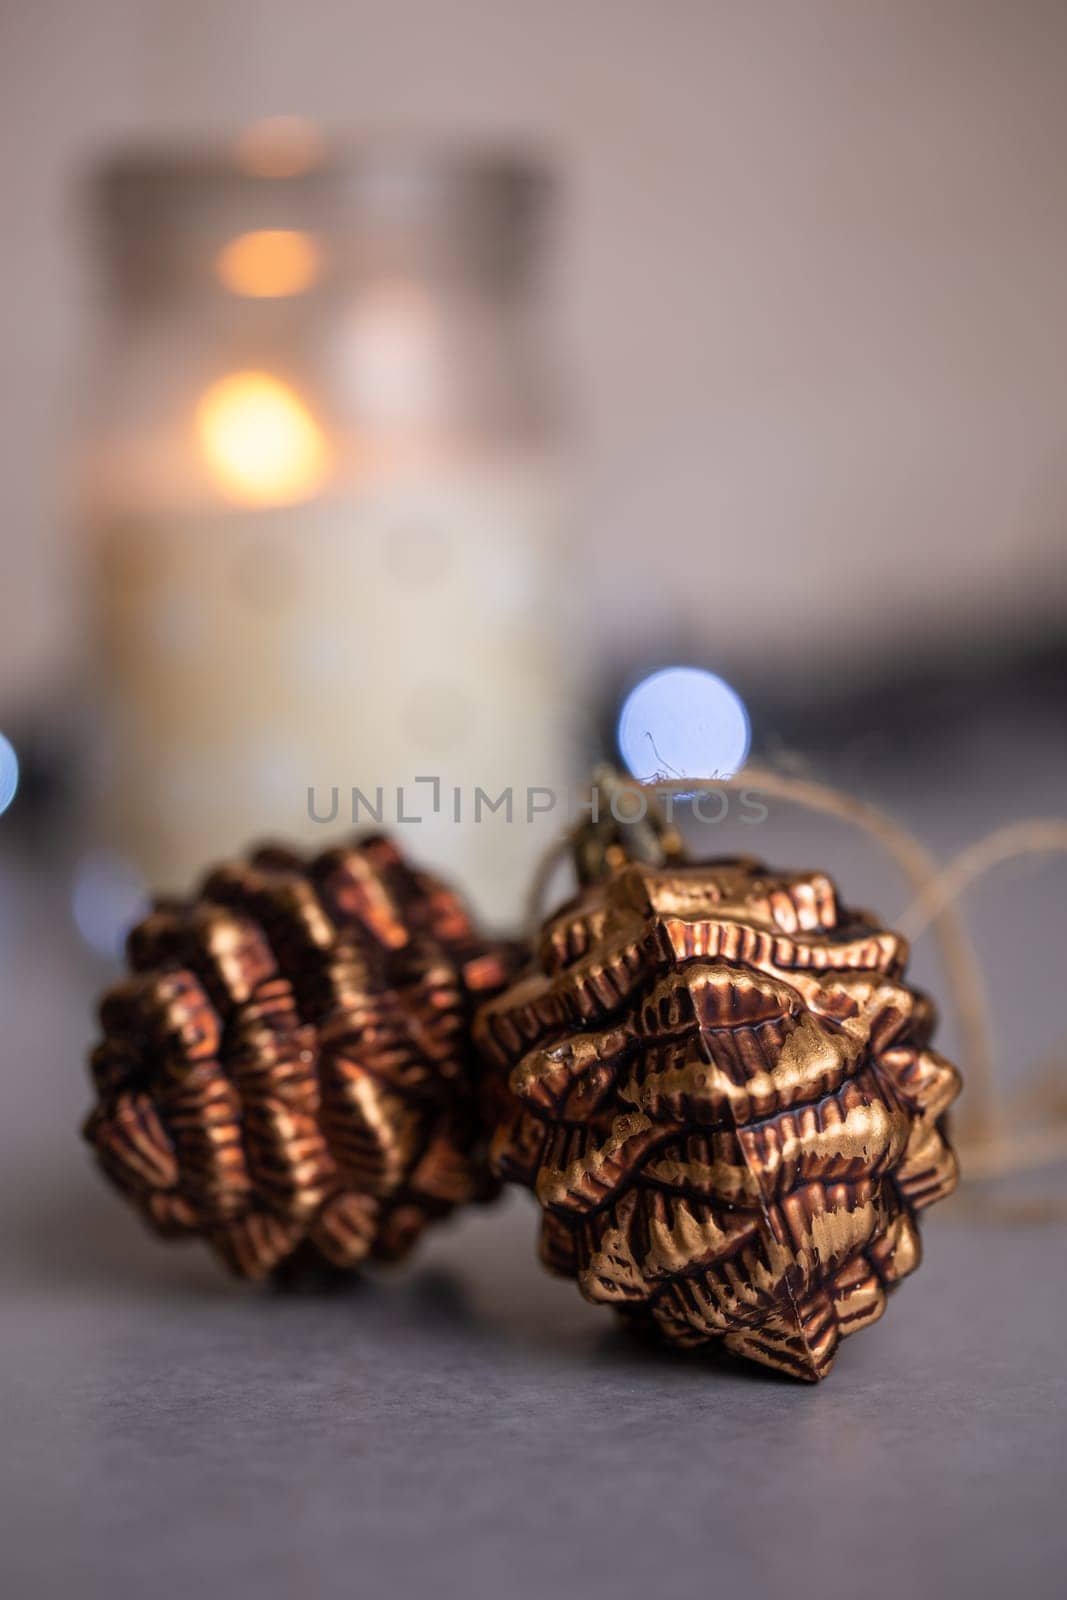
617,666,750,783
72,850,149,960
0,732,19,817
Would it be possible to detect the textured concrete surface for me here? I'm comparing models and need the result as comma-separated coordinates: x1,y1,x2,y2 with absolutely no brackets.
5,1189,1067,1600
2,777,1066,1600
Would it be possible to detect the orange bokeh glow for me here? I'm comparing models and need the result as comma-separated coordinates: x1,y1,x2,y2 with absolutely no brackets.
215,230,322,298
232,117,326,178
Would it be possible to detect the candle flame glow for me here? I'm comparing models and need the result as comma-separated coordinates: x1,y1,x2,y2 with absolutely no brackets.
195,372,329,505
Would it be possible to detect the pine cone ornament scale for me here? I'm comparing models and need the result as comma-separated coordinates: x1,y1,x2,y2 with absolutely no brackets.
476,856,961,1381
84,836,515,1278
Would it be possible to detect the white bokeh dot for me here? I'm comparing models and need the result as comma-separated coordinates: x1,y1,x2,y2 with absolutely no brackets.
617,666,750,783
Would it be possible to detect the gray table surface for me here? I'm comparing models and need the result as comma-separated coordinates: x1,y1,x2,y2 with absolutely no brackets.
3,733,1066,1600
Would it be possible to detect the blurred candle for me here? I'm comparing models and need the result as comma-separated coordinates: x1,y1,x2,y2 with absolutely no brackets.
83,145,575,923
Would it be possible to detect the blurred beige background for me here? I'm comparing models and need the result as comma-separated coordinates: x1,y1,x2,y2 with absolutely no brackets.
3,0,1067,711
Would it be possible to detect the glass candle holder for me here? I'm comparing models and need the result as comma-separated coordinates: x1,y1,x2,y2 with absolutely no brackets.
82,137,576,925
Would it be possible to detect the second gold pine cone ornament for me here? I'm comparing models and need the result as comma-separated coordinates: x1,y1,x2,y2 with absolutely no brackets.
476,837,961,1381
84,836,516,1278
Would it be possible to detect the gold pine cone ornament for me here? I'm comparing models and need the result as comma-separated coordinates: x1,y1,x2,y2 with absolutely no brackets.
84,836,515,1278
477,853,960,1381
